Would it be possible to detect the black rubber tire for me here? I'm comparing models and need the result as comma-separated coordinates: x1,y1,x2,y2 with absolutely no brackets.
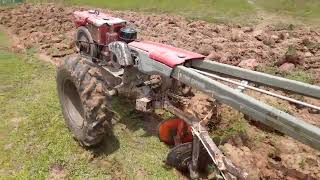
166,142,193,172
57,56,113,146
75,26,98,58
166,142,212,172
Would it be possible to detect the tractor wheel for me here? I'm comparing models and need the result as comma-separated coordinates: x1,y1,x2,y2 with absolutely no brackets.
75,26,98,59
56,56,113,146
166,142,212,172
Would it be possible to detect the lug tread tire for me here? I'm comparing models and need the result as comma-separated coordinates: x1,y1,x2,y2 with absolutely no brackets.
57,56,113,147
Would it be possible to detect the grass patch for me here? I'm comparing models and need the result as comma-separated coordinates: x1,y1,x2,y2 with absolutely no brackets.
25,0,320,25
264,97,291,114
110,97,178,179
66,0,255,23
284,70,315,84
257,66,315,84
211,107,248,145
255,0,320,21
256,66,278,75
23,0,320,25
0,31,11,47
272,22,295,31
0,51,111,179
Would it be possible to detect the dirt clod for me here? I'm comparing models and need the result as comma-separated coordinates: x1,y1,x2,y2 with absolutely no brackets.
238,59,258,70
206,51,222,61
48,164,67,180
186,93,221,126
279,63,295,73
253,30,264,41
242,26,253,33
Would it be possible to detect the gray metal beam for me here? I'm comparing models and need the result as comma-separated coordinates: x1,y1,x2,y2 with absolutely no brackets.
191,60,320,99
172,66,320,150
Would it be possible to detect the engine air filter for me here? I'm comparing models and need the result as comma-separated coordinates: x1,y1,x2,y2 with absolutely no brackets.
119,27,137,43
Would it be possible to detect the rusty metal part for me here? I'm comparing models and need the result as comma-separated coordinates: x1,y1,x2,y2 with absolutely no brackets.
137,75,162,89
164,101,248,179
189,136,200,179
191,125,248,180
136,97,152,112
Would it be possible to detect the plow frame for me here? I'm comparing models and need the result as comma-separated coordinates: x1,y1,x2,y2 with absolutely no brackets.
166,60,320,179
58,8,320,180
172,60,320,151
76,40,320,179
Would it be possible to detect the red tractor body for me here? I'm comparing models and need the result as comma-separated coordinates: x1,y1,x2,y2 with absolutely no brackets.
73,10,204,68
129,41,205,67
74,10,126,45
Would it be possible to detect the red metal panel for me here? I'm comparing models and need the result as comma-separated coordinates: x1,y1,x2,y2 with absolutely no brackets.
129,41,205,67
73,10,126,44
73,11,126,27
99,25,108,44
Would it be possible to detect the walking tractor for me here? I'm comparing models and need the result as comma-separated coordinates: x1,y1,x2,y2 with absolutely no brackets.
56,10,320,179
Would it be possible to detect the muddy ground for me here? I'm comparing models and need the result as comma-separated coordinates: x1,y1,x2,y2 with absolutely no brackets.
0,3,319,180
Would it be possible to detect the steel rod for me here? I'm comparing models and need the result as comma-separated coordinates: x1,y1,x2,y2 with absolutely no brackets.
192,60,320,99
190,68,320,111
172,65,320,150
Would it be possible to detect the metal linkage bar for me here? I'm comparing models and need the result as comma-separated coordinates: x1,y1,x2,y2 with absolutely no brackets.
191,127,248,180
172,66,320,150
191,60,320,99
190,68,320,111
163,102,247,179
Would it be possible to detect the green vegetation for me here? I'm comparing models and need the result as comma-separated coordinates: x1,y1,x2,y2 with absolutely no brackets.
66,0,320,23
255,0,320,20
285,70,315,84
257,66,315,84
272,22,295,31
0,0,23,5
0,31,11,47
211,107,248,145
257,66,278,75
264,97,291,114
299,159,306,169
24,0,320,24
0,31,176,179
254,131,267,143
154,109,175,120
68,0,255,23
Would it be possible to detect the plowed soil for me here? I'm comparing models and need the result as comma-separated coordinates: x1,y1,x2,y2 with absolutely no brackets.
1,3,319,180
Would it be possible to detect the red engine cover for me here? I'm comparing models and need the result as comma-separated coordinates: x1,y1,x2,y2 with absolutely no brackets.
73,10,127,44
73,10,126,27
129,41,205,67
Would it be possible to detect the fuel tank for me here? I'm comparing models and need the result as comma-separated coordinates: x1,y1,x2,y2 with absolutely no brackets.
129,41,205,67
